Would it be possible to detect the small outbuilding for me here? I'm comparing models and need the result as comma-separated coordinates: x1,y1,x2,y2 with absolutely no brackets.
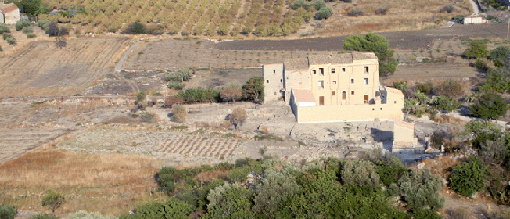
0,3,20,24
463,15,486,24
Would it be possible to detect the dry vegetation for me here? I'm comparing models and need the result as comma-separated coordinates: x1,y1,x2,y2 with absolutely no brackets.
38,0,471,38
0,149,164,216
317,0,472,37
0,37,129,97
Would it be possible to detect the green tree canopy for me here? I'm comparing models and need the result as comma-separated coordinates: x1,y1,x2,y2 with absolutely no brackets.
343,33,398,76
450,157,488,197
470,92,508,120
13,0,42,17
242,77,264,101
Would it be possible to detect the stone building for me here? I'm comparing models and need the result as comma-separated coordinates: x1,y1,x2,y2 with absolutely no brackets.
0,3,20,24
263,52,405,123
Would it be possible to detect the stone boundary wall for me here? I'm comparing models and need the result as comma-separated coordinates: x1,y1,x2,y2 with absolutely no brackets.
0,95,141,106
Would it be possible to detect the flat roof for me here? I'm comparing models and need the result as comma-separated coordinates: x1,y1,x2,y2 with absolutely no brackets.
292,89,315,103
284,52,377,71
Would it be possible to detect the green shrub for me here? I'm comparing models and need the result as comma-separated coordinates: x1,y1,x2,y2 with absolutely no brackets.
22,26,33,34
329,186,409,219
0,24,10,34
397,169,444,211
136,91,146,102
123,198,192,219
6,37,16,45
433,96,460,113
41,190,64,213
450,156,488,197
206,184,253,218
16,19,31,31
340,159,380,187
38,20,51,34
178,88,220,103
0,45,2,51
125,22,146,34
463,40,488,59
375,157,408,187
253,166,301,217
0,205,17,219
167,81,185,90
315,7,332,20
489,46,510,67
2,33,12,40
27,33,37,38
470,92,508,120
475,59,489,71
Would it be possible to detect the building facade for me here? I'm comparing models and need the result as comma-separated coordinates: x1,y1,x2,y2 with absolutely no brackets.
263,52,405,123
0,3,20,24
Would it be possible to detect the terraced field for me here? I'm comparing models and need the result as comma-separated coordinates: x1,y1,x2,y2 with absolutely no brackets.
57,129,247,165
0,37,129,97
0,128,70,163
39,0,470,38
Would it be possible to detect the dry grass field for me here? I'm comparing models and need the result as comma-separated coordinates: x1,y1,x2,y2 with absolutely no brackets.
0,37,129,97
0,149,164,216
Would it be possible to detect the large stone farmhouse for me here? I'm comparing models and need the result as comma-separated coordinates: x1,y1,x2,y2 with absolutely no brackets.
0,3,20,24
263,52,405,123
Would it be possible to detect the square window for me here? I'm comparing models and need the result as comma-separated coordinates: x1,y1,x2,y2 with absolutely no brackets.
332,91,336,95
318,80,324,89
333,81,337,84
351,79,354,84
351,91,354,95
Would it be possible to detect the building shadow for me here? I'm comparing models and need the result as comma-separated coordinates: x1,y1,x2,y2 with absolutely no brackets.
371,127,393,152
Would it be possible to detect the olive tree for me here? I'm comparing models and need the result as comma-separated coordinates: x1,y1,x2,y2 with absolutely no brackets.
343,33,398,76
450,157,488,197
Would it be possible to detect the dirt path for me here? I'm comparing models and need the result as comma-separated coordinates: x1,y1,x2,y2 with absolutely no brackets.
468,0,480,15
115,41,140,93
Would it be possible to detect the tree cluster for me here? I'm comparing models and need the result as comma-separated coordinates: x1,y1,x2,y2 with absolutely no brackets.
343,33,398,76
125,157,444,218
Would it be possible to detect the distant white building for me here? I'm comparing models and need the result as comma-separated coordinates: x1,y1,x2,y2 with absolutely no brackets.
0,3,20,24
463,15,486,24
